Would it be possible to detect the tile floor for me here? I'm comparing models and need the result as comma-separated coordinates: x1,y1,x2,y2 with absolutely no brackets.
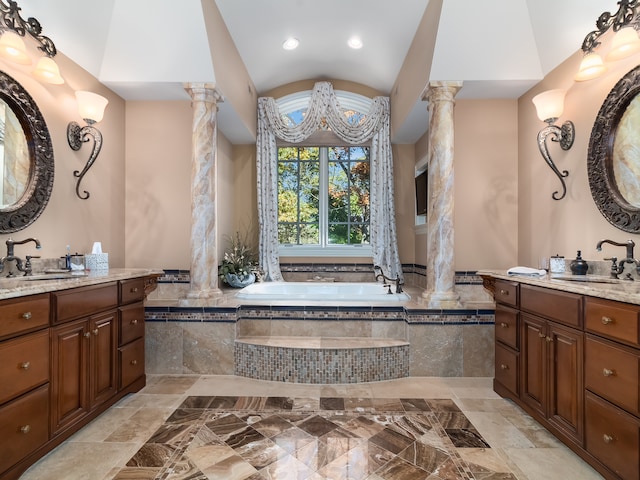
19,375,604,480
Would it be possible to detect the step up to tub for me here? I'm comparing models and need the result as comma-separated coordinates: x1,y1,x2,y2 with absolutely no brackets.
234,336,409,384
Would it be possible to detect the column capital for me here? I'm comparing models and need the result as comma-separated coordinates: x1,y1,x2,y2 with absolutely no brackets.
184,83,224,105
420,81,463,103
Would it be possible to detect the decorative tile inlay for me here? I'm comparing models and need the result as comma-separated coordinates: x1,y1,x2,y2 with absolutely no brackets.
114,396,494,479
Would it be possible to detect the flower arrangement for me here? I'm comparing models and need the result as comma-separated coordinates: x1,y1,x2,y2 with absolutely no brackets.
219,231,259,287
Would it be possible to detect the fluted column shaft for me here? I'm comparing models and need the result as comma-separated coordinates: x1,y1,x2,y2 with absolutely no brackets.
184,83,223,298
422,81,463,308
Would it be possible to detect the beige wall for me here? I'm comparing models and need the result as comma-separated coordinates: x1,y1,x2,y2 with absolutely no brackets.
455,99,518,270
0,53,127,266
124,100,192,269
518,45,640,268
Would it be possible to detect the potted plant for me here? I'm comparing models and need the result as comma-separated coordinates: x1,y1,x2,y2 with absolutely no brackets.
219,231,259,287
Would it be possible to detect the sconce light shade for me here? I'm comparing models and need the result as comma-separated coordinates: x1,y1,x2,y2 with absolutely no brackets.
75,91,108,124
532,89,567,123
0,31,31,65
606,27,640,61
32,56,64,84
575,52,607,81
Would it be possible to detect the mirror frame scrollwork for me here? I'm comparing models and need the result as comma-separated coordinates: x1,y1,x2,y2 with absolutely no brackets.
588,65,640,233
0,71,54,233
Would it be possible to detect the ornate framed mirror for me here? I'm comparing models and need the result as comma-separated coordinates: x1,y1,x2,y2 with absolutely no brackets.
0,71,54,233
588,65,640,232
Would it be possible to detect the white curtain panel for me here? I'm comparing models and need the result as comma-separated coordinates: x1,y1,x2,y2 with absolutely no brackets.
256,82,403,282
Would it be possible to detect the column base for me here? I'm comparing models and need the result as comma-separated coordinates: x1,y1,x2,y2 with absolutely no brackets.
421,290,460,309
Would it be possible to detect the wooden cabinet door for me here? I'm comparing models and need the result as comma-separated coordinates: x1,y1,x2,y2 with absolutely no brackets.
51,319,89,434
548,322,584,444
521,313,547,417
89,310,117,408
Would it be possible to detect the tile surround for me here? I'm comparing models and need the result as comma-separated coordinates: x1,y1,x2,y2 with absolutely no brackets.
145,266,496,380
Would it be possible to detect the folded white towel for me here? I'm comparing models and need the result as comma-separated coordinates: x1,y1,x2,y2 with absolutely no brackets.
507,266,547,276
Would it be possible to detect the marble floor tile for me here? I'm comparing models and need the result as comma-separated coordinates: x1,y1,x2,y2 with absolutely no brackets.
17,375,606,480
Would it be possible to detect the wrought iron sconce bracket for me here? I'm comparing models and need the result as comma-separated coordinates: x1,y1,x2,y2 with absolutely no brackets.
581,0,640,53
536,120,575,200
67,121,102,200
0,0,56,57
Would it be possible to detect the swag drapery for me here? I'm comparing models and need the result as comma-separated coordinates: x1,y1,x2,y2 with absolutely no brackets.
256,81,402,282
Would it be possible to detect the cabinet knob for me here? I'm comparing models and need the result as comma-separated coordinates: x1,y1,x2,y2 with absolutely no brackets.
500,322,508,328
546,336,553,343
130,359,138,366
603,434,615,444
20,425,31,434
84,332,91,338
131,319,138,325
130,287,139,293
21,311,32,320
601,316,614,325
603,368,615,377
538,332,546,338
92,329,99,336
500,289,509,295
500,364,509,370
20,361,30,370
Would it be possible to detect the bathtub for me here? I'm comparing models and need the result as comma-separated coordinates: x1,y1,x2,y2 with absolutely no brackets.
236,281,410,302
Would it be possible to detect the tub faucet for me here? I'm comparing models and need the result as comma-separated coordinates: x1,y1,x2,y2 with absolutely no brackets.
373,265,404,294
0,237,42,276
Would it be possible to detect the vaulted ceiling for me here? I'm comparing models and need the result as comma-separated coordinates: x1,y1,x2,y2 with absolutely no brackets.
18,0,612,143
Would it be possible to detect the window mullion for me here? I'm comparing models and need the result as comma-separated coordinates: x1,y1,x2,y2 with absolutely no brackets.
319,147,328,248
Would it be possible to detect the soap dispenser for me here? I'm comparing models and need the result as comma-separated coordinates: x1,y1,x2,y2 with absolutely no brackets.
570,250,588,275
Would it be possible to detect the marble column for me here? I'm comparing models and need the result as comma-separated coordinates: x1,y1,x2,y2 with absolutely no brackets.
421,81,463,308
184,83,223,298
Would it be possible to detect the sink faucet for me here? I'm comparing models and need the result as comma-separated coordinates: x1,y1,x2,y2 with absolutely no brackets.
596,239,637,279
0,237,42,276
373,265,404,294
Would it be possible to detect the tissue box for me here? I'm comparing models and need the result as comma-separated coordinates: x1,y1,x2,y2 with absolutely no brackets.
84,253,108,271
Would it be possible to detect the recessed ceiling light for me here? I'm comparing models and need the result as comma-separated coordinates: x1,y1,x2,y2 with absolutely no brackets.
347,36,363,49
282,37,299,50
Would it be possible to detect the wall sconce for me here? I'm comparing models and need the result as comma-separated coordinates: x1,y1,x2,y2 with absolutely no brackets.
532,89,575,201
0,0,64,84
67,91,108,200
576,0,640,81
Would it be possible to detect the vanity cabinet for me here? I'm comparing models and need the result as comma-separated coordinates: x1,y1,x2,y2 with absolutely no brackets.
583,297,640,479
489,278,640,480
493,280,520,397
0,273,157,480
0,294,51,477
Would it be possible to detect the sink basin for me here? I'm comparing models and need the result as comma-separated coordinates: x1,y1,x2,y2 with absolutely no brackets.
550,274,628,284
15,272,88,281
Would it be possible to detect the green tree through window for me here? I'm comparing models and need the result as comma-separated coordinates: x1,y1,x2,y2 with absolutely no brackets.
278,146,370,247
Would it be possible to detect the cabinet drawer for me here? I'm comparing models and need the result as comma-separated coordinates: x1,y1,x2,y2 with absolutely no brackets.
495,304,519,349
495,343,519,396
120,278,145,305
119,337,144,389
585,336,639,415
0,293,49,340
495,280,518,307
54,283,118,323
119,302,144,345
585,296,640,347
0,330,49,405
0,384,49,475
586,392,640,480
520,285,581,328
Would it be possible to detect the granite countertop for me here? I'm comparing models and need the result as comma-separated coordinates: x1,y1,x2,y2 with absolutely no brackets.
479,269,640,306
0,268,163,301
